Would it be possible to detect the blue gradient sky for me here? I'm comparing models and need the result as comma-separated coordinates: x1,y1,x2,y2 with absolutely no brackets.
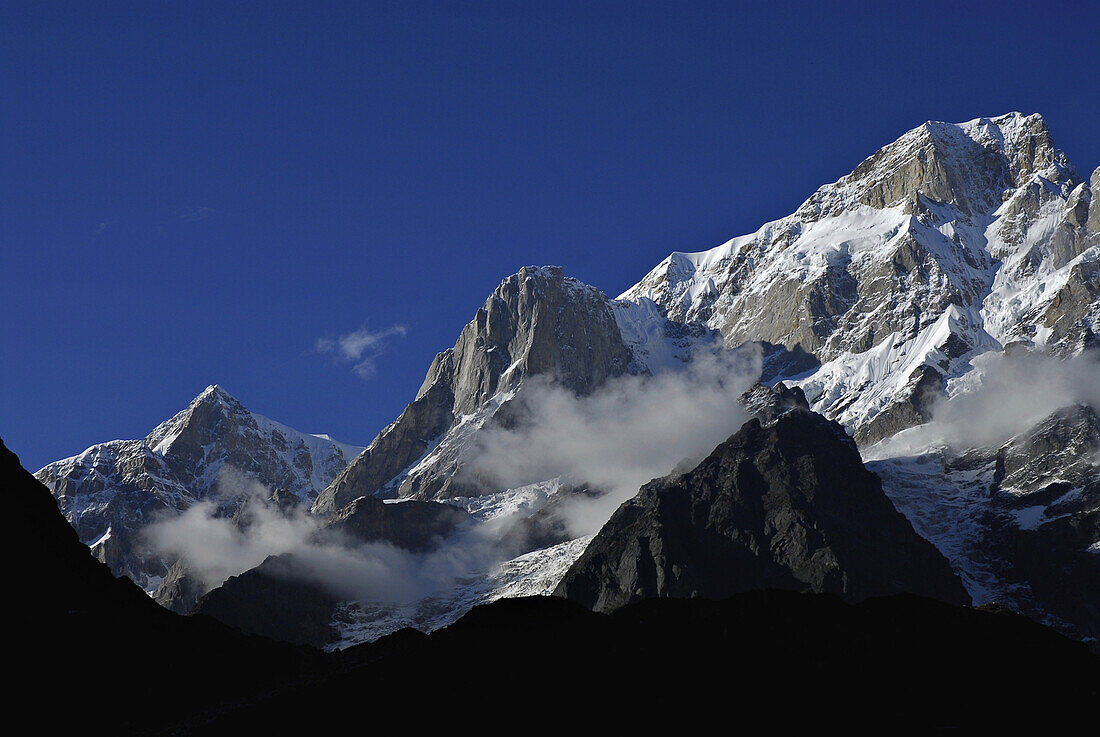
3,0,1099,470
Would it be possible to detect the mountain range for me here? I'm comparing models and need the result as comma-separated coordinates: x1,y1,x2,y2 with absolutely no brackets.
30,111,1100,651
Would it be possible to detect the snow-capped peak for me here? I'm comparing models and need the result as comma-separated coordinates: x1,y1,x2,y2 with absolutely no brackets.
793,111,1078,223
35,386,365,590
618,112,1098,442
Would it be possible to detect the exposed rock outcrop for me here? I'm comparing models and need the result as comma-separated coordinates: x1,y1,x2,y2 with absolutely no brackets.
191,554,340,647
314,266,634,510
323,496,469,551
151,559,206,613
987,405,1100,637
556,409,969,612
192,496,470,644
738,380,810,423
866,398,1100,642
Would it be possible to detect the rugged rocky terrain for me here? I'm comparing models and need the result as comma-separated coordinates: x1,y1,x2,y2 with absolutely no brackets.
556,402,969,611
326,494,470,549
313,265,636,511
190,496,472,645
624,113,1100,443
867,402,1100,639
191,553,342,647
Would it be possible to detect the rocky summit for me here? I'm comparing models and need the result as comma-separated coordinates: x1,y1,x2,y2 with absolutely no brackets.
313,265,635,510
556,406,969,612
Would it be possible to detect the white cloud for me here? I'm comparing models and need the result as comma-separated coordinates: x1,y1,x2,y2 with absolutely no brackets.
871,350,1100,455
316,324,407,379
143,466,500,602
464,345,762,536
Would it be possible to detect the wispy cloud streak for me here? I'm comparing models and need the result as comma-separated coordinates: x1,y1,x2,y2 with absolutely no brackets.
316,324,407,379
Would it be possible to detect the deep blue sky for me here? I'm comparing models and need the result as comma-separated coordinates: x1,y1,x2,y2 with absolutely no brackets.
3,1,1099,471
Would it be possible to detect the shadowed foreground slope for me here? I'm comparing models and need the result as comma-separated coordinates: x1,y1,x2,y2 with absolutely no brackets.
3,436,1097,733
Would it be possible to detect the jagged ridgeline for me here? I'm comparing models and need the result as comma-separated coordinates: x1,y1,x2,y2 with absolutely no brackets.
625,112,1100,443
323,112,1100,506
35,112,1100,648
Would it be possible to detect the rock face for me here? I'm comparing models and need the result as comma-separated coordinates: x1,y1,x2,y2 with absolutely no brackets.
325,496,469,551
872,403,1100,640
620,113,1100,441
556,408,969,612
738,380,811,423
191,497,469,645
191,554,340,647
34,385,362,590
314,266,634,511
151,559,206,613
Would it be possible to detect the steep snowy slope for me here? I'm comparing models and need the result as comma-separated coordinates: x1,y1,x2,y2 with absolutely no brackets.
866,401,1100,640
621,113,1099,442
35,385,363,590
328,479,593,647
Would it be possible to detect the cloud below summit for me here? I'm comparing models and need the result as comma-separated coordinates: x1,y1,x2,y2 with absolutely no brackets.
465,346,763,537
868,350,1100,457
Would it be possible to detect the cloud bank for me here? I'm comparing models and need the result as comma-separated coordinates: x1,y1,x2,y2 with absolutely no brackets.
466,346,763,536
144,467,500,603
872,350,1100,454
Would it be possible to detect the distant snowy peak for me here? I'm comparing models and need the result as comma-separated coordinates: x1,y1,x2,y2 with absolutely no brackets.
35,385,363,588
41,384,364,503
619,112,1099,442
146,384,248,457
71,383,359,500
142,384,363,495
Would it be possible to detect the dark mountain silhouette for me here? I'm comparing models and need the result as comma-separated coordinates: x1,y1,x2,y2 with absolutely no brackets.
4,435,1098,733
557,407,970,611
